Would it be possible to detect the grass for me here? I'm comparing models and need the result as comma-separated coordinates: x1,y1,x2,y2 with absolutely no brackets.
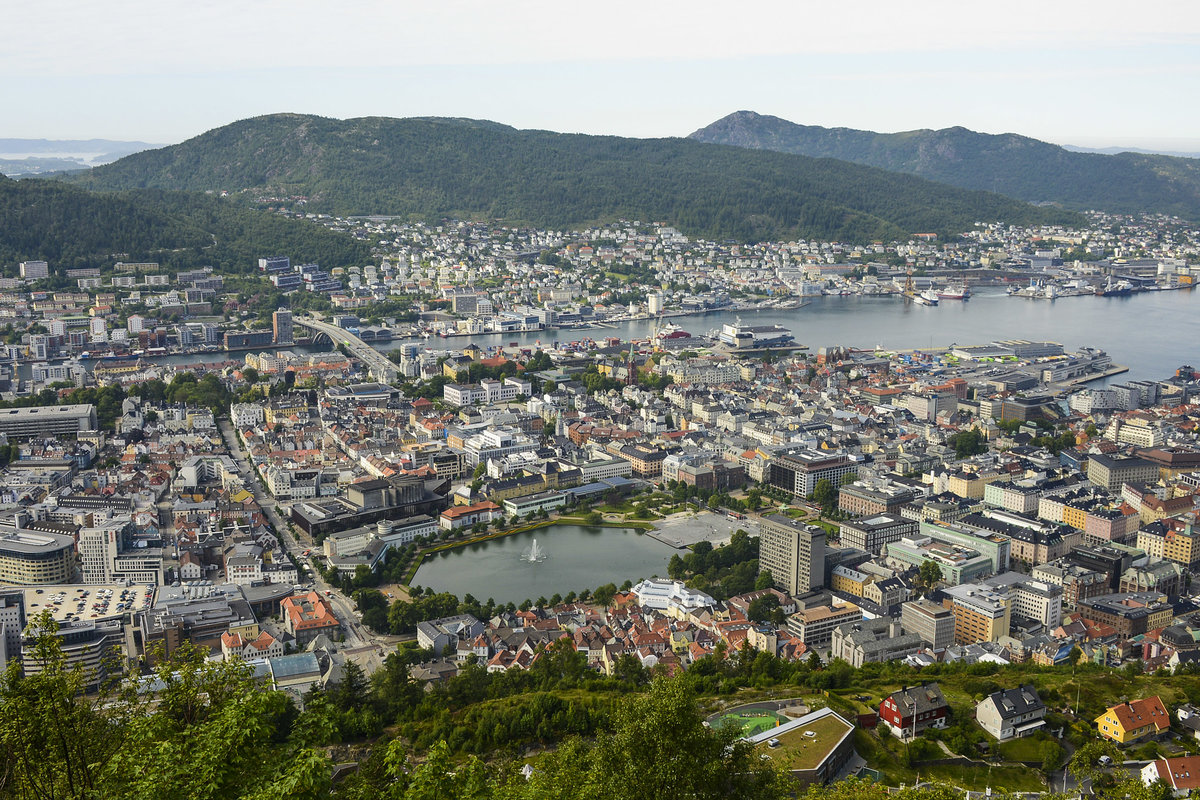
997,733,1052,762
713,709,790,737
759,714,854,771
853,729,1046,793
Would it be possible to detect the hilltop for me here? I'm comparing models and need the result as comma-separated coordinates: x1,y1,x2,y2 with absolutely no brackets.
0,175,369,271
689,111,1200,219
67,113,1080,243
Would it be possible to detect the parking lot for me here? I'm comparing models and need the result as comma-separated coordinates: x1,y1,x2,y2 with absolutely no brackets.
22,583,156,623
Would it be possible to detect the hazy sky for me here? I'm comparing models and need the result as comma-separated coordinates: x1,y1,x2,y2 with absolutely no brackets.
4,0,1199,149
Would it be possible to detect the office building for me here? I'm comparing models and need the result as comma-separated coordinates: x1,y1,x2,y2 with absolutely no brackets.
0,590,25,670
838,513,917,555
22,619,124,691
786,600,861,648
0,528,78,584
758,514,825,595
272,308,294,345
767,449,858,499
0,405,97,441
942,583,1011,644
901,599,956,651
1086,454,1158,492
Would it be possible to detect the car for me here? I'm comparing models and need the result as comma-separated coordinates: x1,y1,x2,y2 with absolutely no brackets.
1098,756,1113,766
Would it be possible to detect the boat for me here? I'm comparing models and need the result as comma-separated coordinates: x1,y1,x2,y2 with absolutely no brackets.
937,284,971,300
912,289,939,306
1096,278,1133,297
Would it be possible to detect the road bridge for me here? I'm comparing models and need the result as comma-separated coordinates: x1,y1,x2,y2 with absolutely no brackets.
294,316,399,383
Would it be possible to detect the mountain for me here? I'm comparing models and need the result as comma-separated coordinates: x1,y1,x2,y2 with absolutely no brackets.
1062,144,1200,159
689,111,1200,219
0,175,369,272
66,113,1080,244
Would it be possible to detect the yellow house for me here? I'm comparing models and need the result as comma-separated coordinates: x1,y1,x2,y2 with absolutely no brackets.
1095,696,1169,744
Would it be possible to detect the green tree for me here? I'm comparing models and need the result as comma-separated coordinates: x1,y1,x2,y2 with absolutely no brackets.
812,478,835,513
917,560,943,596
504,677,792,800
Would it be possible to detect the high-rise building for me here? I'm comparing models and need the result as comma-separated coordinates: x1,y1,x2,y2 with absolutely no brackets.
758,514,825,595
0,590,26,670
272,308,294,345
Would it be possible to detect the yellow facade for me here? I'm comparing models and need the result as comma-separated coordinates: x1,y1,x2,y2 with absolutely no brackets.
1164,530,1199,566
831,571,871,597
1062,504,1088,530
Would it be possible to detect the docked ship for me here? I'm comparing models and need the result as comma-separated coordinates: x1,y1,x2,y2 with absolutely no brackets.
912,289,940,306
937,283,971,300
1096,277,1133,297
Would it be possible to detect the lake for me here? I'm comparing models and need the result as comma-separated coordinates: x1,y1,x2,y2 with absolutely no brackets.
410,524,677,604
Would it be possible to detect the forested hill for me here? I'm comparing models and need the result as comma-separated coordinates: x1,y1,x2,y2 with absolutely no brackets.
69,113,1080,243
690,111,1200,219
0,176,370,272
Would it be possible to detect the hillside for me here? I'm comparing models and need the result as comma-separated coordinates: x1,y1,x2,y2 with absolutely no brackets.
68,113,1080,243
689,111,1200,219
0,175,370,272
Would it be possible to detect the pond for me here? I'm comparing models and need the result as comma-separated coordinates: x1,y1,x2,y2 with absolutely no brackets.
410,524,677,604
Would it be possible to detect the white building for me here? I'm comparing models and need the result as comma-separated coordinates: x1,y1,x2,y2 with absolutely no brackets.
630,579,714,616
231,403,266,428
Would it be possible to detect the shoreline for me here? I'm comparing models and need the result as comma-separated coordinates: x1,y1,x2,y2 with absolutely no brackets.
401,517,657,586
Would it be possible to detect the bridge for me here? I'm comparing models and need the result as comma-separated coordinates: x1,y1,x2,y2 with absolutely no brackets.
293,316,399,384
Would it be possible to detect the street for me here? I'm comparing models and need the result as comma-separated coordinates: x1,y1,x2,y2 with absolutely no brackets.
218,418,383,652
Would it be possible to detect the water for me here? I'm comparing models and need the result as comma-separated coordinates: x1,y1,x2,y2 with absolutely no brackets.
411,524,675,604
382,288,1200,383
40,288,1199,384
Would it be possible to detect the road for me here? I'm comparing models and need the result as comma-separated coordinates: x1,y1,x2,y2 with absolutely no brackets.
219,418,382,652
292,316,399,383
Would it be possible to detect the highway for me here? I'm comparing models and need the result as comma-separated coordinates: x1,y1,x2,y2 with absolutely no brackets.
293,316,399,383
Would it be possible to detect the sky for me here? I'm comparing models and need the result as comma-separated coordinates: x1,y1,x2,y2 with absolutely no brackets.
3,0,1199,150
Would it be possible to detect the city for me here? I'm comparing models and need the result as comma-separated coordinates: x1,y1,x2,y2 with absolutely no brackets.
2,207,1200,797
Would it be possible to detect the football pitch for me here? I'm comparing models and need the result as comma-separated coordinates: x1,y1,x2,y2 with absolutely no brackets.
713,709,789,737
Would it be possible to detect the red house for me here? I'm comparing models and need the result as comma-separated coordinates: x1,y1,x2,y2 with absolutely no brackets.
879,683,949,739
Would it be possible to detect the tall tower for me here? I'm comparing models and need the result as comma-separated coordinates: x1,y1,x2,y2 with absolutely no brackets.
757,514,826,595
272,308,294,345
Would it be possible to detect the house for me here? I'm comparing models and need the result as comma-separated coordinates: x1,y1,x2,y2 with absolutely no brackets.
1176,704,1200,741
221,630,284,662
280,592,340,645
1095,696,1170,744
976,685,1046,740
879,683,949,739
1142,755,1200,797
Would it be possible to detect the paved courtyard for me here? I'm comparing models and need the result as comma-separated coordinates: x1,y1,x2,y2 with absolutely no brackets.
650,511,754,548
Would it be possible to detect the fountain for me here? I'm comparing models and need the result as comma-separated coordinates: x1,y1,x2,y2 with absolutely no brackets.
523,538,547,563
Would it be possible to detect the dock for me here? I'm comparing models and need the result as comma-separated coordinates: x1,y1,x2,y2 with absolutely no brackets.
1054,364,1130,387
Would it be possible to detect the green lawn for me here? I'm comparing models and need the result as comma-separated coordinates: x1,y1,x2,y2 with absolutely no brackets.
713,709,790,737
997,733,1052,762
852,729,1047,793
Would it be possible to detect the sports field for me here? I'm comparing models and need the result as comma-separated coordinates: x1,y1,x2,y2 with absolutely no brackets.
712,708,789,737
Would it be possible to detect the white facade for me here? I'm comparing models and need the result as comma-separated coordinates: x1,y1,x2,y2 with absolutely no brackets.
630,579,715,614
